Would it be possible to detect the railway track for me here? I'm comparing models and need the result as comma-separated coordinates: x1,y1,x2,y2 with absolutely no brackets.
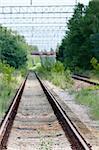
72,74,99,86
0,74,28,150
0,72,92,150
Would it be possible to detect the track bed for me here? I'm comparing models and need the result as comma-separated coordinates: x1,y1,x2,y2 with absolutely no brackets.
6,73,71,150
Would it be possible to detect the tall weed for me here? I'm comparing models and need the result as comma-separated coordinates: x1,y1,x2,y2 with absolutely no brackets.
37,61,73,89
0,61,21,117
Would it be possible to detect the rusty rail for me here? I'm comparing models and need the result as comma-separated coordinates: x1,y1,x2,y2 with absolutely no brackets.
72,74,99,86
0,74,28,149
36,73,92,150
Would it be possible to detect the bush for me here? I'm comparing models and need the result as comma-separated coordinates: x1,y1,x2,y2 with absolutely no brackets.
19,66,28,77
90,57,99,71
51,61,65,73
0,61,25,116
0,61,15,86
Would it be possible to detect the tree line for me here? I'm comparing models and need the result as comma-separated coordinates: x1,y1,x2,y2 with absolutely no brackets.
0,26,27,69
57,1,99,71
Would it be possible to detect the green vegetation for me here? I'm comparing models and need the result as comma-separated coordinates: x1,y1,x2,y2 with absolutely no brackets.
76,57,99,81
0,25,28,118
91,57,99,72
57,1,99,71
0,26,27,69
28,45,38,54
36,60,73,89
28,55,40,69
27,44,40,69
56,1,99,120
0,61,24,117
75,86,99,120
0,1,99,122
40,56,56,69
0,25,41,119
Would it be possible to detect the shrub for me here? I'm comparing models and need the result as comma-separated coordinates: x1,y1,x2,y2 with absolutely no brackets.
0,61,15,86
90,57,99,71
0,61,25,116
51,61,65,74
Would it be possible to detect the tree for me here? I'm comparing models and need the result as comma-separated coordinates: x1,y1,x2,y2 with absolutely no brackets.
0,26,27,69
56,39,66,63
57,1,99,70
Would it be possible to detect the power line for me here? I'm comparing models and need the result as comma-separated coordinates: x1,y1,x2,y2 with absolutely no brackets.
30,0,32,5
0,5,75,50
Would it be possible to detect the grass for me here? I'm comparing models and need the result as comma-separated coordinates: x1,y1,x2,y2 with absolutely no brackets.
35,61,74,90
35,61,99,120
0,86,15,116
0,72,23,118
51,72,73,89
75,86,99,120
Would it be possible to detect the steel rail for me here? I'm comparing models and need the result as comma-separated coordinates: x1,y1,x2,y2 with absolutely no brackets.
0,74,28,149
72,74,99,86
36,73,92,150
0,72,92,149
74,74,90,79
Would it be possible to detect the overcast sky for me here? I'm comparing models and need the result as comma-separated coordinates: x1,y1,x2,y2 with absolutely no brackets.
0,0,89,6
0,0,90,50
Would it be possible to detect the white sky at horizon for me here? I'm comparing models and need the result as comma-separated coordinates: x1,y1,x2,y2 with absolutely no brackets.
0,0,90,50
0,0,89,6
